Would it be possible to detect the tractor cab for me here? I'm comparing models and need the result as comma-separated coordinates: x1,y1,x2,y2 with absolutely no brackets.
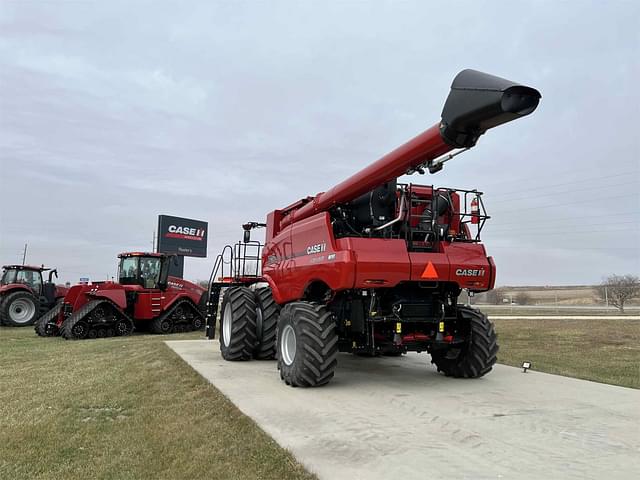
0,265,59,303
117,253,172,290
1,265,43,291
0,265,62,327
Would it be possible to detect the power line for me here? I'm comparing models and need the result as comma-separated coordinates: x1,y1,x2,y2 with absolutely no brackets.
477,169,640,196
487,228,637,238
488,180,639,205
489,220,639,234
493,192,639,214
488,211,639,228
489,246,639,250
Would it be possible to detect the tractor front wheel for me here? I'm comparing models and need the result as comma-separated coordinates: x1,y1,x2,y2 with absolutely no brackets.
1,291,39,326
430,306,498,378
277,302,338,387
219,287,258,361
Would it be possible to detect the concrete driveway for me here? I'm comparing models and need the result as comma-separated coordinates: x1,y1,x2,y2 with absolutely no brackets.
166,340,640,480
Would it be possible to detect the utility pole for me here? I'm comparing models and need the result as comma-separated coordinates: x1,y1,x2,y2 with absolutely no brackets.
152,231,157,253
21,243,27,265
605,286,609,308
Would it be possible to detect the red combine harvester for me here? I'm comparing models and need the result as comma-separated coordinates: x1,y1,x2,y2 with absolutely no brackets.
36,252,206,339
0,265,68,327
207,69,541,387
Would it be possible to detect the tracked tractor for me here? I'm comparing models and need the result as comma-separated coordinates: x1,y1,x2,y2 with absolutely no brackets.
0,265,68,327
207,69,541,387
36,252,206,339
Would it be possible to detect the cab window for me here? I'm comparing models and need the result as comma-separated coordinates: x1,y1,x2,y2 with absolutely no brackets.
1,269,17,285
140,258,161,288
16,270,42,292
119,257,139,285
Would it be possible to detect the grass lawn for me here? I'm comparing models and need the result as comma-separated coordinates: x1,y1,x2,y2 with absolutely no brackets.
1,318,638,479
493,318,640,389
0,328,315,480
481,305,639,316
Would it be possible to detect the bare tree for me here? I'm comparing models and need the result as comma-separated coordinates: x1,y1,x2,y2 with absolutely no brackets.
515,291,532,305
595,274,640,312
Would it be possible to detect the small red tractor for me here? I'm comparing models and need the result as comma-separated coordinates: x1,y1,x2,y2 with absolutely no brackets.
36,252,206,339
0,265,68,327
206,69,540,387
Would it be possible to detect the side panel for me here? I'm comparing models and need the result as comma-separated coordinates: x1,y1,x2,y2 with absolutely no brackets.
263,213,356,304
444,243,493,291
133,290,163,320
337,238,411,289
262,221,293,304
89,288,128,309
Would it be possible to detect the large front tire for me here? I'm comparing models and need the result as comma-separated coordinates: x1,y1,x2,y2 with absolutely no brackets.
219,287,257,361
430,306,498,378
277,302,338,387
1,291,39,326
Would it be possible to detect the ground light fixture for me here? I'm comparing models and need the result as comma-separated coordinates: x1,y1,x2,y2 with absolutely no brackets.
522,361,532,373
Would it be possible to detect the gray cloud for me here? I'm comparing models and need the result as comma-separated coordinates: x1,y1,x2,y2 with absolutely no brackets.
1,0,638,285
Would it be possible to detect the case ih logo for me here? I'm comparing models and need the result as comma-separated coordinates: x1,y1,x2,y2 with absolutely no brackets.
456,268,486,277
157,215,207,258
306,242,327,255
165,225,205,241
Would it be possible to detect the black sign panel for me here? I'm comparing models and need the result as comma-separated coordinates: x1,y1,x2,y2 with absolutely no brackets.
157,215,208,258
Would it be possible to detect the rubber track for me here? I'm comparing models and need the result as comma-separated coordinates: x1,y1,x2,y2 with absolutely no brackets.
278,302,339,387
61,300,134,340
253,287,279,359
34,302,62,337
150,299,204,334
220,287,258,361
431,306,499,378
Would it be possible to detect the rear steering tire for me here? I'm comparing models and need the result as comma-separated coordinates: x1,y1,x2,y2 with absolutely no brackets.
277,302,338,387
219,287,258,361
1,291,39,326
430,306,498,378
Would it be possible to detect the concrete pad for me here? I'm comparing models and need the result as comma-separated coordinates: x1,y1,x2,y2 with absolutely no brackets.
166,340,640,480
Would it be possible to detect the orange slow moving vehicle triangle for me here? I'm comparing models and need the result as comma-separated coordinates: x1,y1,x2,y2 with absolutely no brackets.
421,261,439,279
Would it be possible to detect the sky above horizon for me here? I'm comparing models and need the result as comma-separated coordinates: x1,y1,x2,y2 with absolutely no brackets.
1,0,639,286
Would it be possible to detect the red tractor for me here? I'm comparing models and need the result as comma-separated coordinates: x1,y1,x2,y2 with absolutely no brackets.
36,252,206,339
207,69,540,387
0,265,68,327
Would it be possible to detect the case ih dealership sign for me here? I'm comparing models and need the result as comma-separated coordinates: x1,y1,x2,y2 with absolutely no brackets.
157,215,208,257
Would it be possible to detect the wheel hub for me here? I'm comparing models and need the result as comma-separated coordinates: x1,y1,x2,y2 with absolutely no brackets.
222,303,232,346
9,298,36,324
280,324,297,366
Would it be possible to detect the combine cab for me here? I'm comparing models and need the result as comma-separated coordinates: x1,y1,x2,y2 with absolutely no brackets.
206,69,541,387
36,252,206,339
0,265,68,327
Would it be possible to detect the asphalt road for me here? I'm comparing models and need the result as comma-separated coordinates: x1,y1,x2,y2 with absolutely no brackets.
167,340,640,480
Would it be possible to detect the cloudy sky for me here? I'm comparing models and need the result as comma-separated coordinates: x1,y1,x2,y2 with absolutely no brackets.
1,0,638,286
